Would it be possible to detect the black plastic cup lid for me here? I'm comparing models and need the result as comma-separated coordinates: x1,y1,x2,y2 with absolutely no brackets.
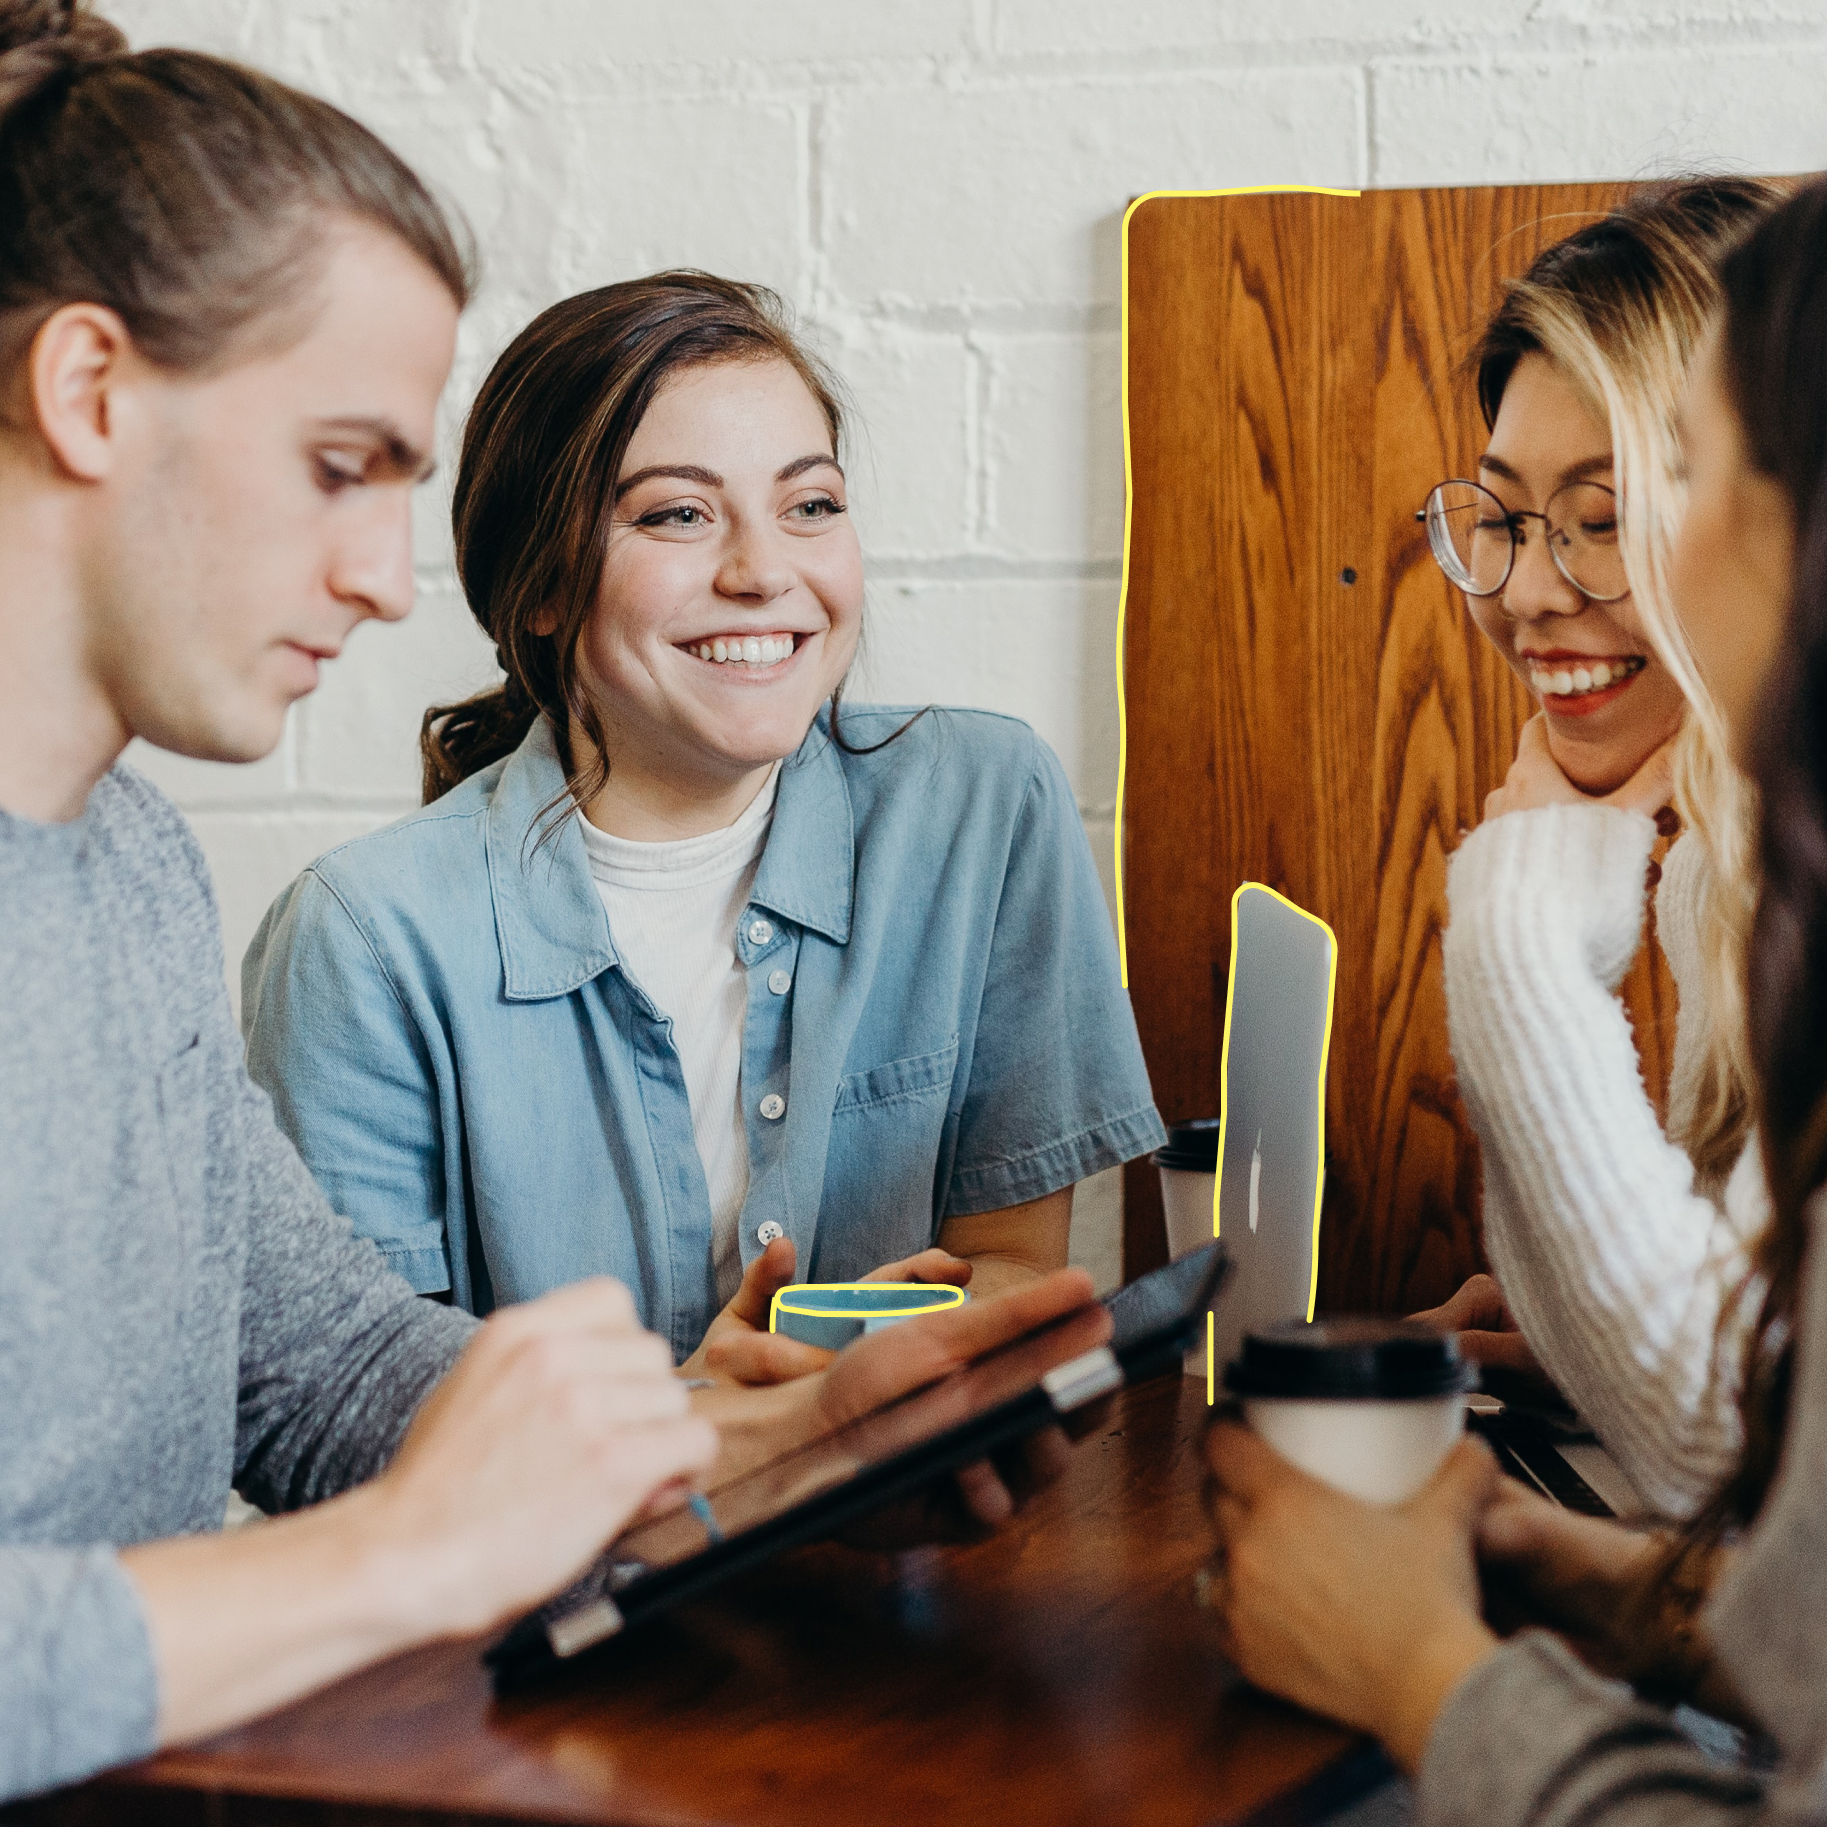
1154,1116,1222,1172
1223,1317,1476,1401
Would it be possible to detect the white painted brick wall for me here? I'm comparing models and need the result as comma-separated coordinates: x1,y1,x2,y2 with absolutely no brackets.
103,0,1827,1288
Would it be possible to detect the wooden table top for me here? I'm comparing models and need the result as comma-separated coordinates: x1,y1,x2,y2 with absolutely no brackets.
19,1375,1376,1827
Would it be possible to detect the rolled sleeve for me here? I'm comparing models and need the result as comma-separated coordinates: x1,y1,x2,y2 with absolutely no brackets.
944,738,1165,1216
0,1547,157,1804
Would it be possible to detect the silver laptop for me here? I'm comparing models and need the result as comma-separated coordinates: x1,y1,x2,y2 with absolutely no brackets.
1197,885,1641,1517
1208,884,1337,1374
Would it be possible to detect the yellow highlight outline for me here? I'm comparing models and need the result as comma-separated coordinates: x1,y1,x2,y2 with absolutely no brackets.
769,1282,969,1330
1111,184,1361,986
1212,883,1338,1330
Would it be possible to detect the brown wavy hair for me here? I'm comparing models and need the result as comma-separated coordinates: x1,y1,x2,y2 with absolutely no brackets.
1674,177,1827,1570
0,0,469,383
423,271,919,814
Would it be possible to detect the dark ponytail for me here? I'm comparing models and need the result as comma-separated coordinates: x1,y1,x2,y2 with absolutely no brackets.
420,678,543,805
0,0,469,384
0,1,123,103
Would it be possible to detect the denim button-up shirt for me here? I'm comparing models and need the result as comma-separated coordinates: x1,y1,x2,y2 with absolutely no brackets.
242,706,1164,1360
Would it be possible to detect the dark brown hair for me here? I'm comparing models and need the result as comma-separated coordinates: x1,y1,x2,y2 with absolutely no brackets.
1678,176,1827,1559
0,0,470,381
424,270,910,812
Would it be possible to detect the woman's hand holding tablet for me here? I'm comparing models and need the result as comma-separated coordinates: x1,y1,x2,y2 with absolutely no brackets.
486,1253,1217,1689
677,1236,976,1388
693,1266,1102,1535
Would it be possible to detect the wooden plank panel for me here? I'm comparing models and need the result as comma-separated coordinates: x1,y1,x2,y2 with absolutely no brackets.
1121,183,1677,1313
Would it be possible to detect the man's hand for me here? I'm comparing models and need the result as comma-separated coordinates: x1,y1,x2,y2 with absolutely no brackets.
678,1238,973,1388
365,1277,719,1637
1484,715,1677,821
123,1277,716,1748
1203,1420,1500,1774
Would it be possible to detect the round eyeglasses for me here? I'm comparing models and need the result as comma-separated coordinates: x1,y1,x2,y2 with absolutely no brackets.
1417,479,1628,605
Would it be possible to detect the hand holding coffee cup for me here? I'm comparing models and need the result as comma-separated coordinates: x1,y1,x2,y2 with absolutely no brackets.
1222,1318,1477,1504
1200,1399,1502,1765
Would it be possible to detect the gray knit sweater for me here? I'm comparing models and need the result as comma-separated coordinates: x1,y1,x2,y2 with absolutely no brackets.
0,765,475,1803
1420,1193,1827,1825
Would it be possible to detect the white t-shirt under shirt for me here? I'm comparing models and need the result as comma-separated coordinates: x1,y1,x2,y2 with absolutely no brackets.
575,766,780,1307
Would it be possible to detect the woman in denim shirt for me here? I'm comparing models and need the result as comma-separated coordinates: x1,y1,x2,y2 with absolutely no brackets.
243,272,1164,1379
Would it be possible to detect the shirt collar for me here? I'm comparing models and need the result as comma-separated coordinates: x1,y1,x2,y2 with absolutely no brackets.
486,713,855,1001
485,717,617,1002
750,715,854,945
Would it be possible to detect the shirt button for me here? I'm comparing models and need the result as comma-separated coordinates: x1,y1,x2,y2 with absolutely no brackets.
747,917,774,946
758,1093,787,1121
756,1220,785,1246
767,968,792,995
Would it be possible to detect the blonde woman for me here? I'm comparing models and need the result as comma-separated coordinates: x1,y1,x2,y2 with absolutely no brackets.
1420,180,1776,1517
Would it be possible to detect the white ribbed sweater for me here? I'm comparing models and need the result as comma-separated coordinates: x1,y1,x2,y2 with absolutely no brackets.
1443,805,1768,1518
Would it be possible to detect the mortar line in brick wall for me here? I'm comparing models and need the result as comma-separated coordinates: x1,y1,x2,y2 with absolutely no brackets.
969,0,998,64
798,97,821,307
840,302,1120,335
867,556,1121,582
952,23,1827,83
330,20,1827,110
168,795,421,820
1359,30,1827,83
964,339,990,547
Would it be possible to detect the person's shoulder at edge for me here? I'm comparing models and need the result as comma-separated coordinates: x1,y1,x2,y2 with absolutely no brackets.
83,761,224,969
93,758,213,875
307,754,510,893
240,757,515,1011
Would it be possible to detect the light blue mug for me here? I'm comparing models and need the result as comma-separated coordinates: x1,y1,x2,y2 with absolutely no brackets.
769,1281,970,1350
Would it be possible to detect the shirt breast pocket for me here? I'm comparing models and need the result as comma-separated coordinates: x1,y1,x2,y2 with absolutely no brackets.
824,1039,961,1266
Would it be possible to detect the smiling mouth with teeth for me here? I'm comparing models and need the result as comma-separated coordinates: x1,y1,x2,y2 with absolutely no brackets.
1525,654,1647,700
683,633,800,668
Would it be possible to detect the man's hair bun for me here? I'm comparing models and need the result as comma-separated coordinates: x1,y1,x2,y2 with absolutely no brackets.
0,1,126,115
0,0,466,383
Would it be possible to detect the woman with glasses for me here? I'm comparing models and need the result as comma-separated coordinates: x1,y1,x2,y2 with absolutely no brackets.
1413,179,1779,1518
1202,169,1827,1827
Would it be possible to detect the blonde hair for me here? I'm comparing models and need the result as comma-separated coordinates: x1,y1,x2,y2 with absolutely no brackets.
1475,180,1779,1184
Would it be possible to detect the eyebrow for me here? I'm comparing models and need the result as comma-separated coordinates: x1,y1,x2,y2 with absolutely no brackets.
613,454,845,501
311,416,435,482
1478,451,1614,489
777,453,844,483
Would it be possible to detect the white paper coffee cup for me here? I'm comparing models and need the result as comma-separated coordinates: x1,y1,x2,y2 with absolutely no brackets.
1155,1119,1222,1377
1224,1319,1475,1504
